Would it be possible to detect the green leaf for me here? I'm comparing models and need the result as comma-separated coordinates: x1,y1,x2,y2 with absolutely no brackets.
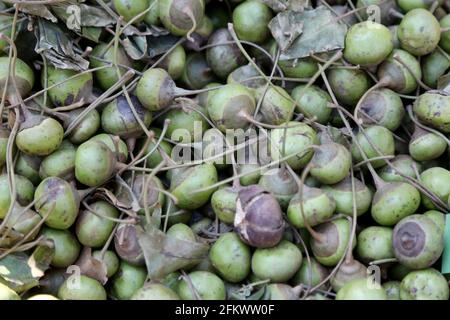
34,18,89,71
269,6,347,60
0,244,54,292
136,225,209,280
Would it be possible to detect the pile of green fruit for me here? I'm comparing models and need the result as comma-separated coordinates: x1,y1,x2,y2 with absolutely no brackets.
0,0,449,301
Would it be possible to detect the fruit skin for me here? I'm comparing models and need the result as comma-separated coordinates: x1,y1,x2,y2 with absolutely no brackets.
211,186,238,224
177,271,226,300
251,240,302,282
160,45,186,80
258,168,298,210
132,283,180,300
398,8,441,56
209,232,251,283
270,122,318,170
16,118,64,156
255,85,294,126
439,14,450,53
42,66,93,107
93,250,120,278
39,140,76,181
311,218,356,267
356,226,394,263
357,88,405,131
378,154,422,183
0,174,34,219
419,167,450,209
232,0,273,44
136,68,176,111
113,0,150,23
400,268,449,300
158,0,205,36
169,164,218,210
413,92,450,133
101,95,153,139
327,67,372,107
344,21,393,66
383,281,401,300
0,57,34,99
0,282,20,300
111,261,147,300
310,143,352,185
423,210,445,233
422,50,450,88
287,188,335,228
89,43,131,90
351,125,395,169
291,85,332,124
377,49,421,94
409,129,447,162
207,83,256,132
181,52,217,90
371,182,421,226
41,227,80,268
336,278,387,300
291,257,329,289
76,201,119,248
58,275,107,300
322,177,373,216
34,177,80,230
206,28,245,79
74,140,117,187
392,214,444,269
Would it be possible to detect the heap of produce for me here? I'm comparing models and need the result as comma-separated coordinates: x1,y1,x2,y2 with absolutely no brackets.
0,0,449,301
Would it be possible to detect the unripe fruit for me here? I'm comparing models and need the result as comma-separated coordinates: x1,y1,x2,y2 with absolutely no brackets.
234,185,284,248
76,201,119,247
16,117,64,156
400,268,449,300
356,226,394,263
270,121,318,170
413,92,450,133
113,0,150,23
327,67,372,107
74,140,117,187
34,177,80,229
419,167,450,209
322,177,373,216
232,0,273,44
351,125,395,169
383,281,401,300
132,283,180,300
209,232,251,283
158,0,205,36
177,271,226,300
398,9,441,56
114,223,144,266
0,174,34,219
111,261,147,299
311,218,356,266
336,278,387,300
41,227,80,268
58,275,106,300
393,214,444,269
251,240,302,282
291,85,332,124
344,21,393,66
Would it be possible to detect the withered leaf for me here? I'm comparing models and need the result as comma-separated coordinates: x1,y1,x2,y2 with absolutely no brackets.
50,3,115,30
20,4,58,23
34,18,89,71
268,10,303,51
136,225,209,280
81,26,102,43
0,242,54,292
261,0,309,12
269,6,347,60
437,72,450,94
74,247,108,285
